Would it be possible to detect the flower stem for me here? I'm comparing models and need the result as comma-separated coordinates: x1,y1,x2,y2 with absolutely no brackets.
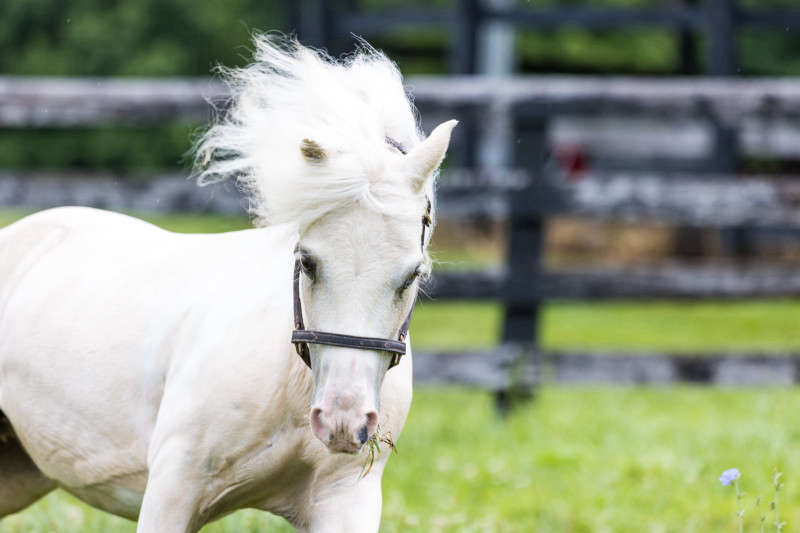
772,470,784,533
735,480,744,533
756,496,766,533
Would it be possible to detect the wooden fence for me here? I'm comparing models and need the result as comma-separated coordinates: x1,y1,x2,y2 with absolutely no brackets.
3,76,800,389
291,0,800,76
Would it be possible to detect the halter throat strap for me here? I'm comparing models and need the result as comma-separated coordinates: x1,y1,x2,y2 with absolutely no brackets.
291,198,431,370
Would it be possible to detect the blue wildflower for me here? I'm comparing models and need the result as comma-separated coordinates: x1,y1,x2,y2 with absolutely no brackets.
720,468,741,486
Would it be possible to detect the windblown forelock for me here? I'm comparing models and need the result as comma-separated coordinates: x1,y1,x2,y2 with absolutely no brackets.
193,33,423,229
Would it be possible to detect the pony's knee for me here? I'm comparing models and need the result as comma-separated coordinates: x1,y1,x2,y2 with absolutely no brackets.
306,477,383,533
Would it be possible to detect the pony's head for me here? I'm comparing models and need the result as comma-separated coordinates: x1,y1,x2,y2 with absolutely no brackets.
195,35,456,453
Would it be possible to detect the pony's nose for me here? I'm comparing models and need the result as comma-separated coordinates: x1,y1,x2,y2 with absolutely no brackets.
310,407,378,453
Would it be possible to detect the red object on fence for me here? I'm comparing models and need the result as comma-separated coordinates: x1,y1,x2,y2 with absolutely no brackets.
554,144,588,181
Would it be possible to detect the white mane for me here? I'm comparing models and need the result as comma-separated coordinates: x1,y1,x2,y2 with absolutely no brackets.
194,34,424,228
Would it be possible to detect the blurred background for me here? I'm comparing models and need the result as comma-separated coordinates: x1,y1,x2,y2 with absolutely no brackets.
1,0,800,531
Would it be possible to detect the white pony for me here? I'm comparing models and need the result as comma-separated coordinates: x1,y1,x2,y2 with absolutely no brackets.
0,36,456,532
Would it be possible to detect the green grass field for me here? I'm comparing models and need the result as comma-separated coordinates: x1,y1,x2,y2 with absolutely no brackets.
411,300,800,353
2,388,797,532
1,209,798,531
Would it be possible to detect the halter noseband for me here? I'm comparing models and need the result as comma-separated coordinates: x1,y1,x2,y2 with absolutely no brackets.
292,137,431,368
291,191,432,371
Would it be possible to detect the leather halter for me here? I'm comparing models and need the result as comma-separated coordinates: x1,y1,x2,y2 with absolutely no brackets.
291,198,432,371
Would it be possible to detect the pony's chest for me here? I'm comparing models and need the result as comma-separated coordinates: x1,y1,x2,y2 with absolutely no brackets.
200,431,317,521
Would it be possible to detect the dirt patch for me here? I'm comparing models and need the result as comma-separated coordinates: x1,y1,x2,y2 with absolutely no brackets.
546,217,676,267
433,216,800,268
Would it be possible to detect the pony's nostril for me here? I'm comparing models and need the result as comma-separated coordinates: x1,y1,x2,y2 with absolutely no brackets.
310,407,331,444
365,411,379,438
310,406,380,451
311,407,323,426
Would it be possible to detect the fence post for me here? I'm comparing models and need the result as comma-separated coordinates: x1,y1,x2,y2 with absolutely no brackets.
476,0,515,173
290,0,345,52
496,113,547,412
707,0,744,258
708,0,737,75
451,0,481,74
290,0,326,48
712,118,751,258
678,0,699,74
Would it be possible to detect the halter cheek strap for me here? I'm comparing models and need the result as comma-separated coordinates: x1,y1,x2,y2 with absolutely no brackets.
291,199,432,370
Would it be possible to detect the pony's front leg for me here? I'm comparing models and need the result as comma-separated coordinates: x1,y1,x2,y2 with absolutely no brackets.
136,438,207,533
303,471,383,533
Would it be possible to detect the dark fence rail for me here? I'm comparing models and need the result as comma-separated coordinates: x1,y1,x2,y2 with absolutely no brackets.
427,265,800,301
413,350,800,388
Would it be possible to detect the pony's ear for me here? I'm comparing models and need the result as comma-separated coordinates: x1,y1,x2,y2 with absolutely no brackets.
407,119,458,190
300,138,327,163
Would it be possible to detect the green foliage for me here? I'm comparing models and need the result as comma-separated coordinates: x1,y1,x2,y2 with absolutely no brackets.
740,30,800,76
0,0,287,171
0,0,285,76
0,124,198,171
516,28,677,74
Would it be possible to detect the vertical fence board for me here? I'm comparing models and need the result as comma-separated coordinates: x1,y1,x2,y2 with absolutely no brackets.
708,0,738,76
451,0,480,74
293,0,327,49
678,0,700,74
495,116,547,409
502,116,547,345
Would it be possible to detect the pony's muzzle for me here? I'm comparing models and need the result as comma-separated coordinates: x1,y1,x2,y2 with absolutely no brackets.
310,405,378,454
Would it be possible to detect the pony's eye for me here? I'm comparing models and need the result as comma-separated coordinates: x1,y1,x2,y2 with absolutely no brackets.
300,255,317,281
398,271,419,294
